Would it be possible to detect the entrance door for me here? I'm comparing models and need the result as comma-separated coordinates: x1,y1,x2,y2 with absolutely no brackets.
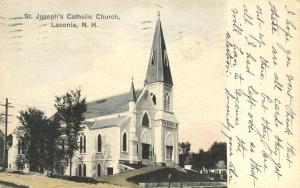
83,164,86,177
166,145,173,161
142,143,150,159
107,167,113,175
78,164,82,177
97,163,101,177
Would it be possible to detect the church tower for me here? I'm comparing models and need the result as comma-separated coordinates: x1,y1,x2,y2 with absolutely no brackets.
144,12,178,165
144,12,173,113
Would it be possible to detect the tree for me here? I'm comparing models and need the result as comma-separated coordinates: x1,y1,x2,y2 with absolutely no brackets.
15,154,25,170
54,88,87,176
178,142,191,167
209,142,227,166
44,113,64,175
15,108,48,172
190,141,227,171
178,142,191,155
191,149,210,171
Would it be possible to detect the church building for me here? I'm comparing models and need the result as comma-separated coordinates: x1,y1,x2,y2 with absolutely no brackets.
9,13,179,177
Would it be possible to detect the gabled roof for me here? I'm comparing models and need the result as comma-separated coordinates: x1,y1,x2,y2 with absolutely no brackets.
145,12,173,86
87,116,128,130
84,89,143,119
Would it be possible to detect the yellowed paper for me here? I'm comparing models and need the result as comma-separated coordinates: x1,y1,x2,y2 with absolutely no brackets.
224,0,300,188
0,0,299,188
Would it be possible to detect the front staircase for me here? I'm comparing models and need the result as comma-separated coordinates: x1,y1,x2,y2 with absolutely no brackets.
118,159,179,174
118,163,136,173
141,159,155,166
118,160,146,173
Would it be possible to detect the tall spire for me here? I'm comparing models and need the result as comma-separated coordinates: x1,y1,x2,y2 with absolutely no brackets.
144,12,173,86
129,77,137,102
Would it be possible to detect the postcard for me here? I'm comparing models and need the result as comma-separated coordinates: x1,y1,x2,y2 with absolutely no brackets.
0,0,299,188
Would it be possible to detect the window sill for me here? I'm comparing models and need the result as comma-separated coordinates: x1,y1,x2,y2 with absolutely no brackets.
121,151,128,154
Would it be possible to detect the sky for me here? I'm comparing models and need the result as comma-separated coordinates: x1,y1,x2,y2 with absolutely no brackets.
0,0,227,151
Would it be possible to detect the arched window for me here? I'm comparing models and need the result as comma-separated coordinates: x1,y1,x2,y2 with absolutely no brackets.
152,95,156,105
122,132,127,152
83,135,86,153
61,164,64,175
80,135,86,154
78,164,82,176
150,93,156,105
141,130,151,145
164,93,170,111
97,134,102,152
80,136,83,153
142,113,150,127
97,163,101,177
83,164,86,177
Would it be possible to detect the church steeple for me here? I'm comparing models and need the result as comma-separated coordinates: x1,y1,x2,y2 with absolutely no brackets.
145,12,173,86
129,77,137,102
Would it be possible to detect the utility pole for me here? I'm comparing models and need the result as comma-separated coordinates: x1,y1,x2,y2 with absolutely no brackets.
1,98,13,170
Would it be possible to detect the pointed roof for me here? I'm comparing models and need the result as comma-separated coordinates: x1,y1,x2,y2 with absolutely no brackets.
145,12,173,86
129,78,137,102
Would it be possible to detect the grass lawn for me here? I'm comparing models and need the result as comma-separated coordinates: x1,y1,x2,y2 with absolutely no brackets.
95,165,161,188
0,172,120,188
0,166,226,188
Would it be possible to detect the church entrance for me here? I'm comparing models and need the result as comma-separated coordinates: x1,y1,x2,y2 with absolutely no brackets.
141,130,151,160
107,167,113,175
166,134,175,162
78,164,82,177
166,145,173,161
142,143,150,159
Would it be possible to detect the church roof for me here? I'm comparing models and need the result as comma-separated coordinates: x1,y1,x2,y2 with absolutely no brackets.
84,89,143,119
145,12,173,86
87,116,127,130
